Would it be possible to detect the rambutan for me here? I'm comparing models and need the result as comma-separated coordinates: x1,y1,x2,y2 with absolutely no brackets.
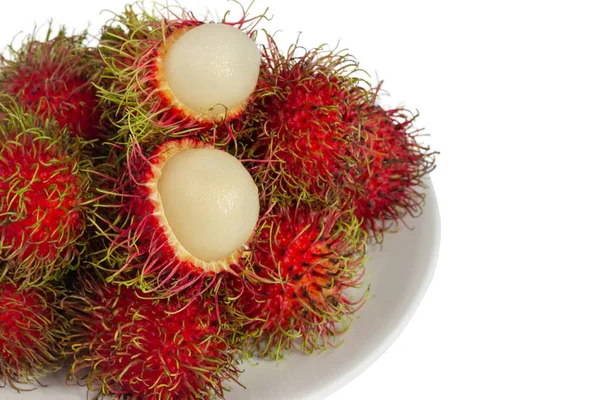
0,27,103,140
231,206,367,359
0,279,70,390
0,98,94,284
247,35,373,208
93,137,260,297
98,3,264,145
354,105,436,241
66,276,243,399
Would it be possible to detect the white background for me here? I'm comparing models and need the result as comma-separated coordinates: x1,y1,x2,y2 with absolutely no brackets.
1,1,599,399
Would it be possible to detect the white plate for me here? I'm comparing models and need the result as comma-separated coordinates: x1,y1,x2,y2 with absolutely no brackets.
4,183,440,400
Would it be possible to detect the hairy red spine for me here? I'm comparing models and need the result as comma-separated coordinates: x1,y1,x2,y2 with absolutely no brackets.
231,206,367,359
67,277,242,399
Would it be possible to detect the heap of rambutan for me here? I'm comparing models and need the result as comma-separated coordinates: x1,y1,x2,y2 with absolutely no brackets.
66,273,243,399
0,278,71,390
98,3,265,146
88,1,435,363
0,27,104,140
0,1,437,397
0,98,95,285
228,206,367,359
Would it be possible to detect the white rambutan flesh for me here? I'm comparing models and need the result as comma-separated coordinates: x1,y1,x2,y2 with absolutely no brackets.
156,146,259,264
161,23,261,121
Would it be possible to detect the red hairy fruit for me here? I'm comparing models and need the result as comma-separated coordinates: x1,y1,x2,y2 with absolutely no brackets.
0,99,93,284
98,3,265,145
232,206,367,359
355,105,436,240
248,35,373,208
0,27,103,139
0,280,70,390
92,137,259,298
67,277,242,400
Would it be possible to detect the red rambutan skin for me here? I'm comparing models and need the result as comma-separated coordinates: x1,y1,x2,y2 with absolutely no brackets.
354,105,436,240
0,100,91,284
232,206,367,359
98,4,265,146
248,35,372,207
0,135,83,263
0,281,69,390
67,278,241,400
0,28,103,140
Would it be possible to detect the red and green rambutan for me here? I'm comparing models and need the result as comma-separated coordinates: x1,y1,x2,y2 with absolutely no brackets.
97,2,266,146
354,104,437,241
91,136,260,298
0,98,96,285
230,206,367,359
0,26,104,140
0,278,71,390
247,35,374,208
66,275,243,399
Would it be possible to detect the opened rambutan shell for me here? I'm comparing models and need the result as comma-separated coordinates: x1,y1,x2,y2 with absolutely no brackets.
229,206,368,359
0,98,95,284
98,3,264,146
66,276,242,399
91,137,260,298
0,27,104,140
0,279,70,390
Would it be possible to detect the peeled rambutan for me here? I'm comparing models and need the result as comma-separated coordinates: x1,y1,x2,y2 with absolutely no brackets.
98,3,264,145
248,35,373,208
354,105,437,241
92,137,260,297
0,98,94,284
0,27,103,140
66,276,242,399
230,206,367,359
0,279,70,390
